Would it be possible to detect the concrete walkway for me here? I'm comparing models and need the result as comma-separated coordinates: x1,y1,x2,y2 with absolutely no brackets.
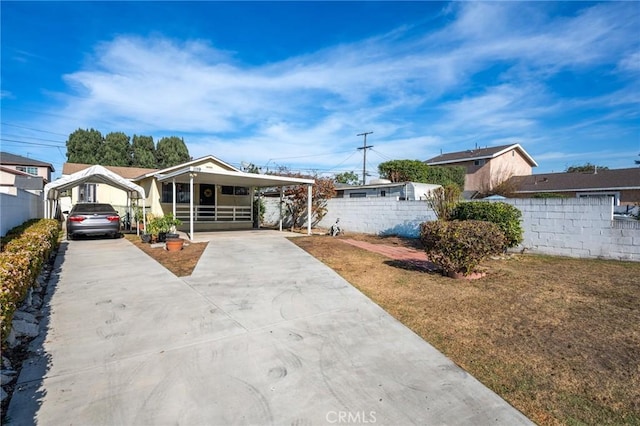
7,233,532,425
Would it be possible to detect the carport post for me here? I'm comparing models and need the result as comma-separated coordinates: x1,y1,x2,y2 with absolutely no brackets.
189,172,195,241
279,186,284,232
307,184,312,235
172,179,176,218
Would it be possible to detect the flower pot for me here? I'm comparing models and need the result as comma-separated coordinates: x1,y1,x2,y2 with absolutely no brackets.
165,238,184,252
140,234,152,243
166,233,179,239
157,232,167,243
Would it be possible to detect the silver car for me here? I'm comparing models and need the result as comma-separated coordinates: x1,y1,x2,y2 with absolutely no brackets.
66,203,121,239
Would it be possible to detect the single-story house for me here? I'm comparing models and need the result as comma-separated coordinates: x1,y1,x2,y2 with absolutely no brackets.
50,155,315,238
335,180,441,200
508,167,640,206
425,143,537,194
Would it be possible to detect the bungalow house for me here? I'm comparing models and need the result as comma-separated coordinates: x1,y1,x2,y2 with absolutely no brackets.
335,180,441,200
424,143,537,196
0,152,55,191
508,167,640,206
54,155,314,237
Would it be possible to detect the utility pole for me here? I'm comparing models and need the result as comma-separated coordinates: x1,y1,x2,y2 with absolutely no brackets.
357,131,373,185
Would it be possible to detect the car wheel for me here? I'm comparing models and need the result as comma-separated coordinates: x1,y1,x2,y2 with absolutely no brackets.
67,233,73,240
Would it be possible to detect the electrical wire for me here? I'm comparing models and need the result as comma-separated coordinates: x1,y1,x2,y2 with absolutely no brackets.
1,122,69,137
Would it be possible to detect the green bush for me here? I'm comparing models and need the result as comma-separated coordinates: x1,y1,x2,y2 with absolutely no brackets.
420,220,507,276
1,219,59,343
451,201,523,248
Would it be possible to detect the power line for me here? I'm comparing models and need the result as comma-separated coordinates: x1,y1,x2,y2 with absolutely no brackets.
0,138,65,147
1,122,69,137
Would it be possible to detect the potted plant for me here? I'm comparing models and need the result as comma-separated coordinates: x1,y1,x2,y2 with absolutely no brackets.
148,213,181,243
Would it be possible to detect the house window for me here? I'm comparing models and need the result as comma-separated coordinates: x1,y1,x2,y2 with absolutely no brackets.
349,192,366,198
221,186,249,196
162,183,191,203
16,166,38,176
380,190,386,197
474,159,486,166
79,183,96,203
577,192,620,206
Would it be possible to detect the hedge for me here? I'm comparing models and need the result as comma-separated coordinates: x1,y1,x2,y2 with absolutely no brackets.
0,219,59,343
451,201,524,248
420,220,507,276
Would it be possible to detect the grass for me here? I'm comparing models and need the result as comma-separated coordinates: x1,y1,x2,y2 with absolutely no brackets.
122,229,640,424
291,234,640,426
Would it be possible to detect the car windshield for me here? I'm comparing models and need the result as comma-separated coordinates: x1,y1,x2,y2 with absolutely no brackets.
72,204,117,214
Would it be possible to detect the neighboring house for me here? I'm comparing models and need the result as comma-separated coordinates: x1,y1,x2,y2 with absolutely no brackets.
60,155,314,233
0,166,45,193
0,152,53,236
0,152,55,189
335,180,441,200
509,167,640,206
424,143,537,196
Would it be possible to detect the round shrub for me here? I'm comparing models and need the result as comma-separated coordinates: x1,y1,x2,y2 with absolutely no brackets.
451,201,523,248
420,220,507,276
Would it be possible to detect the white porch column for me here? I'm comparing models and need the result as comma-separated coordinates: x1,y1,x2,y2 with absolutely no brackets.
189,173,195,241
279,186,284,232
172,179,177,217
307,184,312,235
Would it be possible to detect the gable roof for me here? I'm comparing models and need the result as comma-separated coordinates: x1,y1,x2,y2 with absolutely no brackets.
45,165,145,200
0,151,55,171
63,163,159,180
137,155,241,180
425,143,538,167
510,167,640,193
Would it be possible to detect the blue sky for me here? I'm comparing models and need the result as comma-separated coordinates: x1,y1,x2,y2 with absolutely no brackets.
1,1,639,180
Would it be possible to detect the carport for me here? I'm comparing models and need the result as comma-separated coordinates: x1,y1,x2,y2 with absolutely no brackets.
43,165,147,232
155,166,315,240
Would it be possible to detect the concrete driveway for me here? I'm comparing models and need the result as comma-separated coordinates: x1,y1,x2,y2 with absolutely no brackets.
8,232,532,425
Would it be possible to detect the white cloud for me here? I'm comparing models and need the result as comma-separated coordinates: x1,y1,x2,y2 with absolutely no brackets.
17,1,638,175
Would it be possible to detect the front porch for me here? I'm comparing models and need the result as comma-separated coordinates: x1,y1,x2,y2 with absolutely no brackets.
155,166,315,240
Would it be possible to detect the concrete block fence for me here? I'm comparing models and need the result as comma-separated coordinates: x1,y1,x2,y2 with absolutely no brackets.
263,196,639,261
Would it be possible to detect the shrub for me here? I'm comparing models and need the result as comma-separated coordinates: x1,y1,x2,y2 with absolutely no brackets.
451,201,523,248
1,219,59,343
425,184,462,221
420,220,507,276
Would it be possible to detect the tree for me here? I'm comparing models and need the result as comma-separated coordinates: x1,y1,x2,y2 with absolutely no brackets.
334,171,359,185
425,184,462,221
378,160,465,189
100,132,131,166
277,173,336,230
156,136,191,168
635,154,640,166
565,163,609,173
66,128,103,164
131,135,157,168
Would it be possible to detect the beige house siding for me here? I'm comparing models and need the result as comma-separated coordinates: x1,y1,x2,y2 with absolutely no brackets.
455,149,533,193
488,152,533,188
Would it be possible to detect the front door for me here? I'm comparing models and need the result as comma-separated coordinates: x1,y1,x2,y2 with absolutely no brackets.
199,184,216,216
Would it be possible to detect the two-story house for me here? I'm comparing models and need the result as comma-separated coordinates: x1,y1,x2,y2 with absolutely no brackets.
0,152,55,192
424,143,537,197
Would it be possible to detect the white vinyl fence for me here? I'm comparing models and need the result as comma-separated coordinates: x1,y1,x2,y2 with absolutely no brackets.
1,188,44,236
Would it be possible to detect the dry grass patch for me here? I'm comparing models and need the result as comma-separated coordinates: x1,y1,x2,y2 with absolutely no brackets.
123,234,208,277
292,234,640,426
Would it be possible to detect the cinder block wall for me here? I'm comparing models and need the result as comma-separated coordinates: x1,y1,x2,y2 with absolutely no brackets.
263,196,639,261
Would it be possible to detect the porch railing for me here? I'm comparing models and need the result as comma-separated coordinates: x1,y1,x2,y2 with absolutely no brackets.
175,205,252,222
